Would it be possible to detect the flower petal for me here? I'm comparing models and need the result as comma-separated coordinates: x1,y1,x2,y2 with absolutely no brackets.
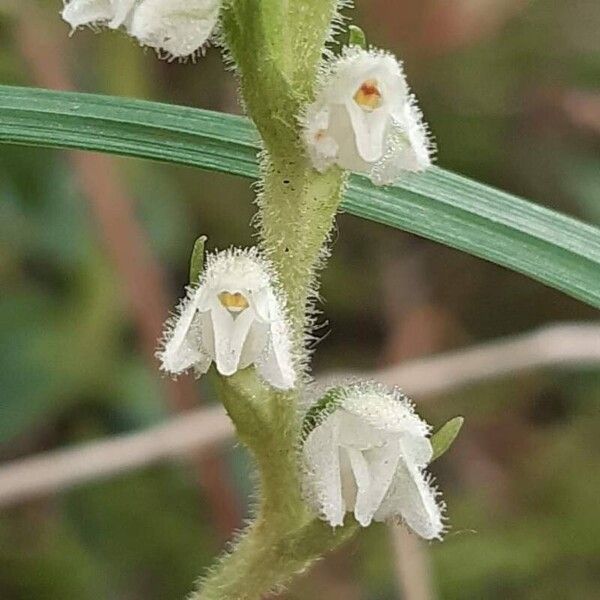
128,0,220,57
304,419,345,527
108,0,137,28
256,291,295,389
158,287,207,374
258,337,295,389
341,386,431,464
337,411,383,450
354,441,402,527
375,454,444,540
239,321,269,369
211,304,256,377
344,447,372,526
345,100,389,163
303,106,339,172
62,0,114,28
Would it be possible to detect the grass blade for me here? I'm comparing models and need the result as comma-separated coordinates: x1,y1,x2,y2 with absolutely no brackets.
1,85,599,308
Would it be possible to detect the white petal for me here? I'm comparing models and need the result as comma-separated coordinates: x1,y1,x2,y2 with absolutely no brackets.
339,447,357,515
62,0,114,28
108,0,137,28
304,420,345,527
337,411,383,450
258,337,295,389
239,321,269,369
397,100,432,171
372,108,432,185
326,103,370,173
353,441,402,527
128,0,220,57
192,351,212,377
303,106,339,172
158,287,207,374
342,388,431,444
256,291,295,389
211,304,256,377
345,447,372,526
249,286,271,323
375,455,444,540
345,101,389,163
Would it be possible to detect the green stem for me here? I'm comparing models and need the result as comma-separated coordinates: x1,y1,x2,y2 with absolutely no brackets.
215,371,308,528
192,1,356,597
260,154,346,336
196,519,357,600
192,373,357,600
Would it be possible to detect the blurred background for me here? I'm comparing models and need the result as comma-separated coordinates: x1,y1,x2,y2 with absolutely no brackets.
0,0,599,598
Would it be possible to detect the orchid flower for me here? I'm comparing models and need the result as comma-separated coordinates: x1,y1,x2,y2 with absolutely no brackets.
302,383,444,539
302,46,434,186
158,247,295,390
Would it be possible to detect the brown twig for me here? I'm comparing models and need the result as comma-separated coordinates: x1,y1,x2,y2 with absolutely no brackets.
0,321,598,508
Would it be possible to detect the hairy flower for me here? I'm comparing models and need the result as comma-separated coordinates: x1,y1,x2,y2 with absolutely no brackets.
302,47,433,186
62,0,136,30
158,247,295,390
62,0,220,58
302,383,444,539
128,0,221,58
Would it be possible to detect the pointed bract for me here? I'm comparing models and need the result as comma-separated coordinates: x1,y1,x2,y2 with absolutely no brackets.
302,47,434,186
302,382,445,539
157,247,295,390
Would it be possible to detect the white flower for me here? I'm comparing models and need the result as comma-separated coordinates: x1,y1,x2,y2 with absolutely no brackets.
302,47,434,186
128,0,221,58
302,383,444,539
157,247,295,390
62,0,136,30
62,0,220,58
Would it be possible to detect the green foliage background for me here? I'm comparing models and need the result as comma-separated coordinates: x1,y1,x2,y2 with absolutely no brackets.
0,0,599,598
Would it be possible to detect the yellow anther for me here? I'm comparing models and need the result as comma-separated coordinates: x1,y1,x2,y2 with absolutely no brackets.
353,79,383,111
218,291,249,312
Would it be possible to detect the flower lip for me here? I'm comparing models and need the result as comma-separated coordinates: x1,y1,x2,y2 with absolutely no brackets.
218,290,249,312
353,79,383,111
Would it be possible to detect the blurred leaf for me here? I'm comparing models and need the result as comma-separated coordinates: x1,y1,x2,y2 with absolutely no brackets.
431,416,464,462
0,517,106,599
0,85,600,308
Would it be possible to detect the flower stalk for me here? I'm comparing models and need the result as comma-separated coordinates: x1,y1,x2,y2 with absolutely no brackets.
191,1,354,598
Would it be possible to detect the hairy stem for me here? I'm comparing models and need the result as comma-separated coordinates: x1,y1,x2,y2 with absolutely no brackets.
259,155,346,337
192,1,355,597
197,518,357,600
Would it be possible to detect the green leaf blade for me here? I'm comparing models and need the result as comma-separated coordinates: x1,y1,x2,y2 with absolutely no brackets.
1,85,599,308
345,168,600,308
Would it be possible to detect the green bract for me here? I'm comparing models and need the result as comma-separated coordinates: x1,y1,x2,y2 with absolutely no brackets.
431,417,465,462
